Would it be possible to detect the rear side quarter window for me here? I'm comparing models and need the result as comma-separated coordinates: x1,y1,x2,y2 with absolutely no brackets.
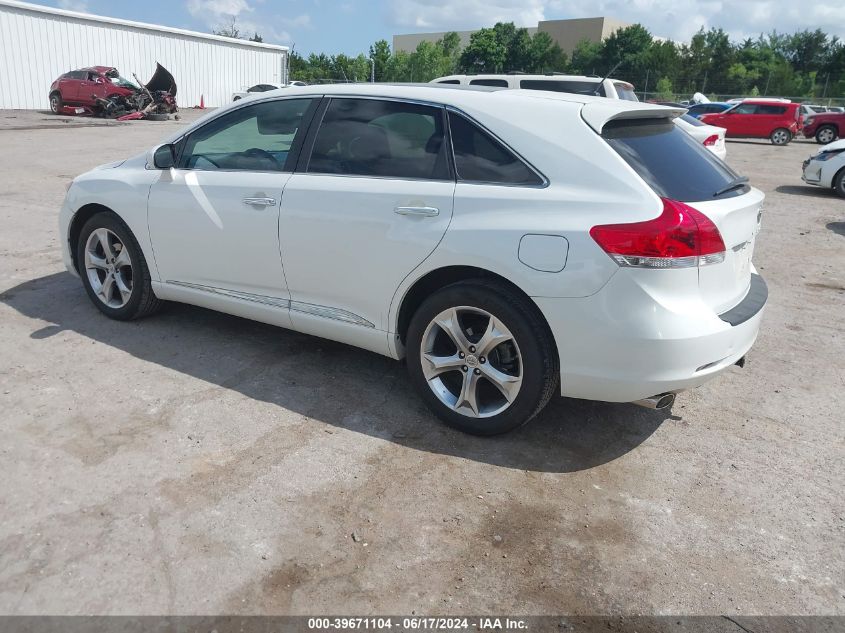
448,111,544,186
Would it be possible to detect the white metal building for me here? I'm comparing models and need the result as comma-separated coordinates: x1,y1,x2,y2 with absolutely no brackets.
0,0,288,110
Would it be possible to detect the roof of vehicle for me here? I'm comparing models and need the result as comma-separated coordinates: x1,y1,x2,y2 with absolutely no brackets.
68,66,116,74
217,83,682,133
431,73,633,85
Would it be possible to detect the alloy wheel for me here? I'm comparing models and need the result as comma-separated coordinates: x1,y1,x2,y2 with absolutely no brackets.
817,127,835,144
84,228,133,309
420,306,522,418
772,129,790,145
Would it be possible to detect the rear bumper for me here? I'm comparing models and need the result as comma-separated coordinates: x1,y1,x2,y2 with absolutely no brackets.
535,270,767,403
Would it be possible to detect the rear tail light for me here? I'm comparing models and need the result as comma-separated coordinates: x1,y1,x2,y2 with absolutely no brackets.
590,198,726,269
703,134,719,147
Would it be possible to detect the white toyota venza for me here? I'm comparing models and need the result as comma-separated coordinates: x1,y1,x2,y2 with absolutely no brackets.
59,84,767,435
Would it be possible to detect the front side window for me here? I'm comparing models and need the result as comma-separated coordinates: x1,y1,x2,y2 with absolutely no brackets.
448,111,543,185
308,98,450,180
179,99,314,172
732,104,757,114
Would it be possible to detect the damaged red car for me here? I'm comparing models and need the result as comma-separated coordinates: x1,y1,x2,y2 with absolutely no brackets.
48,64,177,118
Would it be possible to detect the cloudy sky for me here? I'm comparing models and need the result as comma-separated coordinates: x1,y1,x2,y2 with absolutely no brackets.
36,0,845,53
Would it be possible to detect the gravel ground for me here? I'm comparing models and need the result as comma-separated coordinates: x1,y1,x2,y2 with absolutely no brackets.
0,108,842,616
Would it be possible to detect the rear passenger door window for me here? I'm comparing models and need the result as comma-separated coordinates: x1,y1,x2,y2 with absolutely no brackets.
307,98,450,180
448,111,543,185
469,78,509,87
519,79,606,97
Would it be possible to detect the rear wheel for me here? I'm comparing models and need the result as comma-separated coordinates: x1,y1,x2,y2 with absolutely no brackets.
834,169,845,198
406,280,558,435
770,128,792,145
76,212,162,320
815,125,837,144
49,92,62,114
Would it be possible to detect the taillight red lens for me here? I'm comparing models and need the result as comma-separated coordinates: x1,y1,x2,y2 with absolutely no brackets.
703,134,719,146
589,198,726,269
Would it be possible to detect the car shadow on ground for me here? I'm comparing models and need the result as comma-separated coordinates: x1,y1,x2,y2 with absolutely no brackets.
827,221,845,236
774,184,836,198
0,272,671,474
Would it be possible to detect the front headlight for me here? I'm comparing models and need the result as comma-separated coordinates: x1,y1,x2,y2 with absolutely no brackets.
817,149,844,162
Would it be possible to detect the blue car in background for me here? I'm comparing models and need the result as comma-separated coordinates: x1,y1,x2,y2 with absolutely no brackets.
686,102,732,118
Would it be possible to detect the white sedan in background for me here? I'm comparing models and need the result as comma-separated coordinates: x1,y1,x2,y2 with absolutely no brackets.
676,113,728,160
802,138,845,197
231,81,307,101
58,84,766,435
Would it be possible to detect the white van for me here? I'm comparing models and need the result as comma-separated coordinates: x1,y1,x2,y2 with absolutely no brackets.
431,73,639,101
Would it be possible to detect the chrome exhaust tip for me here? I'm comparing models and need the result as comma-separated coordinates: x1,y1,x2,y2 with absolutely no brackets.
632,392,676,410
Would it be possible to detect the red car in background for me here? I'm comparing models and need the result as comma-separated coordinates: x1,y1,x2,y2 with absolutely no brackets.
49,66,137,114
802,111,845,144
700,99,802,145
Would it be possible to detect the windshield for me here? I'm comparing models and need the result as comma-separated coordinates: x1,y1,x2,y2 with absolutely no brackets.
110,75,139,90
614,82,639,102
603,118,746,201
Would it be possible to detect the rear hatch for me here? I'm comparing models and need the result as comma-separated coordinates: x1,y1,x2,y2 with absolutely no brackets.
597,115,763,314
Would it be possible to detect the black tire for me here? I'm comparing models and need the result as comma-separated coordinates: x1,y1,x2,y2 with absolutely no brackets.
406,279,559,435
834,168,845,198
76,212,162,320
49,92,62,114
146,113,169,121
233,96,242,101
770,128,792,145
815,125,838,145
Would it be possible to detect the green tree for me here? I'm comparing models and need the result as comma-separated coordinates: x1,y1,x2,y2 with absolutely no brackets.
569,39,602,74
368,39,392,82
459,26,508,72
655,77,674,100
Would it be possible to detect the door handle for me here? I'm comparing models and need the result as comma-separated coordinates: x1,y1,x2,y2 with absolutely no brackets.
394,206,439,217
243,197,277,207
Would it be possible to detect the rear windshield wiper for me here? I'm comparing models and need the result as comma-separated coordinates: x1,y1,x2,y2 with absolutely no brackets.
713,176,749,198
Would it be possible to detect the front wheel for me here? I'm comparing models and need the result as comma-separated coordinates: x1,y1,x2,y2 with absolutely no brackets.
406,280,559,435
77,212,162,320
834,169,845,199
49,92,63,114
815,125,837,144
770,128,792,145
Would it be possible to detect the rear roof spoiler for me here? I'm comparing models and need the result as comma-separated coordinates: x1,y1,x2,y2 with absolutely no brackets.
581,100,685,134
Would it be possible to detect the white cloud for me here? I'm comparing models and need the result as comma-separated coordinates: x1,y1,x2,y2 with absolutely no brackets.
279,14,311,29
389,0,546,30
389,0,845,40
57,0,89,11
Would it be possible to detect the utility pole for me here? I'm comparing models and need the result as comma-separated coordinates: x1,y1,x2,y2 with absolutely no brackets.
369,57,375,83
643,69,649,100
763,70,771,96
822,73,830,99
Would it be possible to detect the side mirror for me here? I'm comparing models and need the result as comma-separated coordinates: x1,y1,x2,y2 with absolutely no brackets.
153,144,175,169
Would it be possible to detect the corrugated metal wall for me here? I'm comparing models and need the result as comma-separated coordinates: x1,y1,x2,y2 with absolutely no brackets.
0,0,288,109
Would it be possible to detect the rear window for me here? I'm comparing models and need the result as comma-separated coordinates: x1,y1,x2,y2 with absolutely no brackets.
603,118,746,201
520,79,606,97
613,82,639,102
437,79,460,84
470,78,508,87
680,114,705,127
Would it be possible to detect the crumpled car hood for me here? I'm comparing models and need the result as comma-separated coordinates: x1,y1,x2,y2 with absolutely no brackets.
145,63,177,97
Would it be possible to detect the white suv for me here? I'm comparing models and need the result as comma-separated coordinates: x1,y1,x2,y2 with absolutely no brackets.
431,73,639,101
59,84,766,435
